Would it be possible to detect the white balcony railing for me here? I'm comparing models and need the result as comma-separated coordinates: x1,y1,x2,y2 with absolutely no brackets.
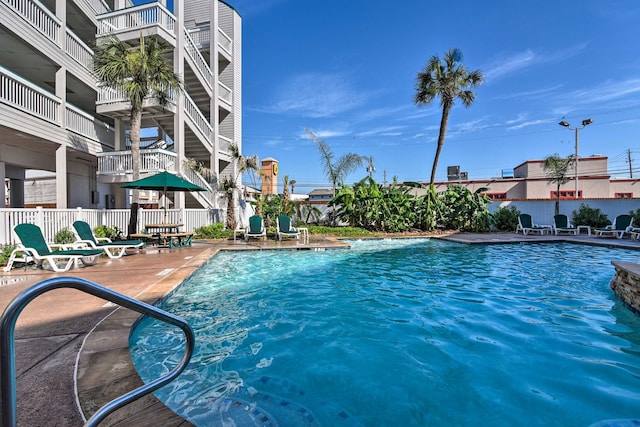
187,25,210,49
97,85,177,112
1,66,113,145
1,66,60,124
218,28,232,55
184,92,213,150
96,3,175,37
4,0,93,74
3,0,61,43
181,164,215,208
184,28,213,91
97,148,177,175
218,134,232,153
65,28,94,70
66,103,112,143
218,81,232,107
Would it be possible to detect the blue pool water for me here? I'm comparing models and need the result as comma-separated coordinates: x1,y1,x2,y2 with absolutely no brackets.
130,239,640,426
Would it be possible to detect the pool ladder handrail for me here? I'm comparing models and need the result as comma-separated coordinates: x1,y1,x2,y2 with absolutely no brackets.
0,276,195,427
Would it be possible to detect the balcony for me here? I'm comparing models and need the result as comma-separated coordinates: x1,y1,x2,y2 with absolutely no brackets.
0,65,113,147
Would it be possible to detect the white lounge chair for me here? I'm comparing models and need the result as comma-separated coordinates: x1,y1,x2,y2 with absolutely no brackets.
3,223,103,272
516,214,548,235
595,215,633,239
72,221,144,258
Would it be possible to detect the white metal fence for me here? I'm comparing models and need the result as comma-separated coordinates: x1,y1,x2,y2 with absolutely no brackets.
0,208,224,246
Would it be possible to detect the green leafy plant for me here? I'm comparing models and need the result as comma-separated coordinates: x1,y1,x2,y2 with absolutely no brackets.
571,204,609,228
55,228,76,244
491,206,521,232
194,223,233,239
629,208,640,228
94,225,121,240
439,185,490,232
0,245,16,267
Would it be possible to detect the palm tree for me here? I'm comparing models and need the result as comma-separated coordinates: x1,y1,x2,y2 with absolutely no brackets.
290,179,297,194
544,153,576,215
281,175,291,216
414,48,483,186
220,175,238,230
222,142,260,229
94,35,182,235
304,128,365,226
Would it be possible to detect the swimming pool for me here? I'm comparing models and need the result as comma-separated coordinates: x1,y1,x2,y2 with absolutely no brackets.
130,239,640,426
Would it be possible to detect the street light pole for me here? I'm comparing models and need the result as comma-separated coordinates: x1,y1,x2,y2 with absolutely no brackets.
559,118,593,199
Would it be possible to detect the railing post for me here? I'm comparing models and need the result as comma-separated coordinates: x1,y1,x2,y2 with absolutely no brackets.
35,207,44,230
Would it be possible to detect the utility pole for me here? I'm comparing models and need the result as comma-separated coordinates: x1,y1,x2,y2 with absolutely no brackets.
628,149,633,178
383,170,387,187
366,156,375,178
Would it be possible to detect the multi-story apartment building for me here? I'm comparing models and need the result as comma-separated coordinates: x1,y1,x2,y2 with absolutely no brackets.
1,0,241,210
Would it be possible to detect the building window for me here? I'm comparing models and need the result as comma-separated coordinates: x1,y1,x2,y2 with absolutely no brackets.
615,192,633,199
551,190,583,199
485,192,507,200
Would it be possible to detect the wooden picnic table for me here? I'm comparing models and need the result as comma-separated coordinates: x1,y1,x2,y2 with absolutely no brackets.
131,224,194,248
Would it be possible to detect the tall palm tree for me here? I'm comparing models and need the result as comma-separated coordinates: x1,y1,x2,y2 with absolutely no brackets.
304,128,365,226
414,48,483,186
544,153,576,215
93,35,182,235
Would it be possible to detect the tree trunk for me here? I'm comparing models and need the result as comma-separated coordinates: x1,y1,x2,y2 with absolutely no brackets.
226,193,237,230
127,107,143,234
128,203,139,237
430,103,451,186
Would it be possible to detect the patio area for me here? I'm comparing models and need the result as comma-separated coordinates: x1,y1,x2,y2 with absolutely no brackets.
1,232,639,426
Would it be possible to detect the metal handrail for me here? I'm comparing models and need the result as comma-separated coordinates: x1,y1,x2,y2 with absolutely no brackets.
0,277,195,427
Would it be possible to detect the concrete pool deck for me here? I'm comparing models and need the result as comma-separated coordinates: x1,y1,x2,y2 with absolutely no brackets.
1,232,639,426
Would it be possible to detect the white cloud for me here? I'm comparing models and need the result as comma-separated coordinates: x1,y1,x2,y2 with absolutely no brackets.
264,72,368,118
483,44,588,81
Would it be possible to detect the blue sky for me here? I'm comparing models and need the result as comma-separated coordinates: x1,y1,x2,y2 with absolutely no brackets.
224,1,640,191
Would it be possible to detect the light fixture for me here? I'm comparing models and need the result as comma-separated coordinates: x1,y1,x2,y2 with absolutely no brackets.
558,118,594,199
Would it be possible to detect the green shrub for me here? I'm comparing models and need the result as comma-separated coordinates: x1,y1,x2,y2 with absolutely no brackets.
55,227,76,244
491,206,521,231
629,208,640,228
195,223,233,239
0,245,16,267
94,225,121,240
571,204,610,228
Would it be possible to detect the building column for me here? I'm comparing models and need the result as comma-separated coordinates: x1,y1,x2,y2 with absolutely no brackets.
0,162,6,208
56,146,68,208
173,0,186,209
114,119,126,151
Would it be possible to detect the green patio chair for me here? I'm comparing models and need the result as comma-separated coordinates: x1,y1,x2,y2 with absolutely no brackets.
595,214,633,239
72,221,144,258
246,215,267,241
276,215,300,241
3,223,103,272
516,214,548,235
553,214,577,235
